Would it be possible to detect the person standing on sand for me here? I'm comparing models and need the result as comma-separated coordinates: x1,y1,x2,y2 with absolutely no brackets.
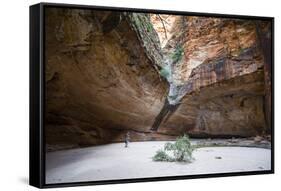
125,132,130,148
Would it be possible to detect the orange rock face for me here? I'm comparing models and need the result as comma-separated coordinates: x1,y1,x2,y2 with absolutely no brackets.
45,8,272,151
151,16,271,137
45,8,173,150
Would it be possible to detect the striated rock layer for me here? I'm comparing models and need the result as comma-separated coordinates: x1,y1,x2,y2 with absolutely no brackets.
151,16,271,137
45,8,272,150
45,8,174,150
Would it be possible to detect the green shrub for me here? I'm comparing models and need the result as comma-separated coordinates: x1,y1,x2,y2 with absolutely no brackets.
166,135,194,162
152,149,172,162
171,45,184,63
153,134,194,162
146,22,154,32
131,14,154,33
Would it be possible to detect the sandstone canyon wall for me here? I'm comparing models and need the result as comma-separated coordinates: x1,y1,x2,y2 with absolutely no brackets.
45,8,172,150
45,8,272,151
151,16,271,137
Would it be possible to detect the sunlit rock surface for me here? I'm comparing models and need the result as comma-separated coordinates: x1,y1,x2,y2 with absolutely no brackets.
151,16,271,137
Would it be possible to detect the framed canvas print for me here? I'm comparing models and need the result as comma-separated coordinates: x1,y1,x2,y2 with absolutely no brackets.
29,2,274,188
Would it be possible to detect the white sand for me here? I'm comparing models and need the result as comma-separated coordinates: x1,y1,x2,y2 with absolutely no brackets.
46,141,271,184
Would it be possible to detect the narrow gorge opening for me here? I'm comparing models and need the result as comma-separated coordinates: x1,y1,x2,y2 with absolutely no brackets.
148,15,272,138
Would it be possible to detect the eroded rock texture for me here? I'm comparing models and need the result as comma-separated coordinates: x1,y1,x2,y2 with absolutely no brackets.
45,8,173,150
152,16,271,137
45,8,272,150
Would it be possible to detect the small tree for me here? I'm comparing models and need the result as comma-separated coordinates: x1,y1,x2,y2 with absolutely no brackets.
153,134,194,162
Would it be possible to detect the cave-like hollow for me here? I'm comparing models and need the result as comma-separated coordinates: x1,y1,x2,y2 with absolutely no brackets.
45,8,272,151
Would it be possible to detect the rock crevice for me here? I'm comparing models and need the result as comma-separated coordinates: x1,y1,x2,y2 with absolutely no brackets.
150,16,271,137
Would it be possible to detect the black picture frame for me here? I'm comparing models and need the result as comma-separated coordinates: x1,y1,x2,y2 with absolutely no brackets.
30,2,274,189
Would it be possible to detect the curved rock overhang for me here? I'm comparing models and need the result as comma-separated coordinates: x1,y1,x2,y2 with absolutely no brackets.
45,8,170,150
45,8,272,151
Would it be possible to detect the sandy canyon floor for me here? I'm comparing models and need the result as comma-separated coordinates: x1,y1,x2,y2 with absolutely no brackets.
46,141,271,184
